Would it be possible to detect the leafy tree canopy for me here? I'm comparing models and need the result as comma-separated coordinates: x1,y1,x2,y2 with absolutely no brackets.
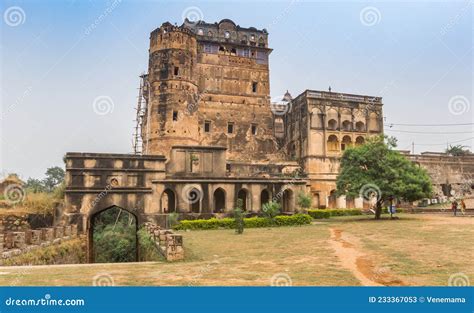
336,135,432,219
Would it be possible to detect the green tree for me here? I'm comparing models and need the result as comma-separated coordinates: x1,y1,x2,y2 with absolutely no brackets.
297,192,312,209
43,166,65,192
336,135,432,219
446,145,471,156
233,199,245,234
25,178,46,193
262,201,281,220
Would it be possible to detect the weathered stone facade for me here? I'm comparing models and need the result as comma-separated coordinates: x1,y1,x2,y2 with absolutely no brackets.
63,18,473,234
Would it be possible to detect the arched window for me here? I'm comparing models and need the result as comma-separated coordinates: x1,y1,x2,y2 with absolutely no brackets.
355,121,365,132
328,119,338,130
355,136,365,146
342,120,352,131
224,31,230,38
327,135,339,151
341,135,352,151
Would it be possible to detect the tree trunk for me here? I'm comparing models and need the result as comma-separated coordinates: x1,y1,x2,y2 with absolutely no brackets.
375,201,383,220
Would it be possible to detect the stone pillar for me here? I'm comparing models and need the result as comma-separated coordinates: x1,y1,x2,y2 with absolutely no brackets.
71,224,78,237
165,234,184,261
40,228,54,242
64,225,71,237
30,230,42,245
0,234,4,253
4,232,13,249
13,232,26,249
336,196,346,209
54,226,64,238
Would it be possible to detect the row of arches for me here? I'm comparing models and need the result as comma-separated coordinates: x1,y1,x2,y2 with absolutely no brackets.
327,119,366,132
161,187,294,214
327,135,365,152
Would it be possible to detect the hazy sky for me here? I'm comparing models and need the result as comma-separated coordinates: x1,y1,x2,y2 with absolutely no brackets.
1,0,473,180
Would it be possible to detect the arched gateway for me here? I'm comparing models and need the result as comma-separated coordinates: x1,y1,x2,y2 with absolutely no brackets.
87,205,139,263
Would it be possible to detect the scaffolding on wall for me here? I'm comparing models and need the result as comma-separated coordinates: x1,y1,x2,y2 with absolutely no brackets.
132,74,148,155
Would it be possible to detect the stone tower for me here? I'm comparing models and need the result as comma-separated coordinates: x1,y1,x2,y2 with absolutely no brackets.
142,19,282,161
142,22,200,155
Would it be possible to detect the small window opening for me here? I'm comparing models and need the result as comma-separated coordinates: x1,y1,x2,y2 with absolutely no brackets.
204,121,211,133
172,111,178,121
174,66,179,76
252,82,258,93
227,122,234,134
251,124,257,135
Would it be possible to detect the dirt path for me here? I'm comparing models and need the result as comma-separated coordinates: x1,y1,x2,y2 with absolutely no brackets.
329,228,406,286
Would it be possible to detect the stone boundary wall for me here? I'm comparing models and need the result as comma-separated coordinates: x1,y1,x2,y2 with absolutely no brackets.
0,225,79,259
143,223,184,261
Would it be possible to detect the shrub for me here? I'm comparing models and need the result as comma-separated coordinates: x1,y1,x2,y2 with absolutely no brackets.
234,199,245,234
307,209,362,219
307,209,331,219
262,201,281,219
174,214,312,231
297,192,312,209
137,227,162,262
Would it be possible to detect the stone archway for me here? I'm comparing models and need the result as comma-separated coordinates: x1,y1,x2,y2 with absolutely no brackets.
260,189,270,210
237,189,250,211
161,188,176,213
213,188,226,213
282,189,294,212
88,205,138,263
328,190,337,208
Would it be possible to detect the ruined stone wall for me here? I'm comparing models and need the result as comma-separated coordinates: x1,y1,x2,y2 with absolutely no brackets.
0,225,79,260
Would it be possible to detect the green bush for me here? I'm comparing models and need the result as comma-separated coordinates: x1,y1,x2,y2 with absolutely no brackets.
297,192,312,209
307,209,362,219
307,209,331,219
262,201,281,219
174,214,312,231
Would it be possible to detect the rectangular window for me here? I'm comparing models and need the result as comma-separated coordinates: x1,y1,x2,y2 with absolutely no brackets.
174,66,179,76
251,124,257,135
252,82,258,93
243,49,250,58
204,44,212,53
204,121,211,133
227,122,234,134
172,111,178,121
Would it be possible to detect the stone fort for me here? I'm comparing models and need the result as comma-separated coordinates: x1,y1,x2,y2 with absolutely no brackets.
63,19,473,230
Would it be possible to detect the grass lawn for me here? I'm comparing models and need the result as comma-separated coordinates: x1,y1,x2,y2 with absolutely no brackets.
0,214,472,286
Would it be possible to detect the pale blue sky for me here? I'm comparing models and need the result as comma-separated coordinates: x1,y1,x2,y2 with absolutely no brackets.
1,0,473,180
